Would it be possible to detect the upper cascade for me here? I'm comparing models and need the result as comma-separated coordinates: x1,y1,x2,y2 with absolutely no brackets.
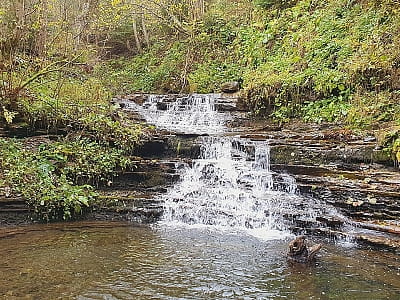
125,93,227,134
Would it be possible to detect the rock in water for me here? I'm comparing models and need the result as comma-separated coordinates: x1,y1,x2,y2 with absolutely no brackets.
287,236,322,264
220,81,240,93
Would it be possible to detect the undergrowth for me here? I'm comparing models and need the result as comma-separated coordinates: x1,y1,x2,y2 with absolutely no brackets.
18,72,143,153
0,138,95,221
0,137,133,221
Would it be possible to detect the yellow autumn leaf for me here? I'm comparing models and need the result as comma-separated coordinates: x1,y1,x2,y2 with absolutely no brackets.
111,0,122,7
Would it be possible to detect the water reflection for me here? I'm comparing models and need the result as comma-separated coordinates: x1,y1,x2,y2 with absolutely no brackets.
0,222,399,299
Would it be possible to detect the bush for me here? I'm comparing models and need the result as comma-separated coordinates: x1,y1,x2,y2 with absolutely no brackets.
382,130,400,167
302,97,351,124
0,136,136,221
346,91,400,128
20,75,143,153
0,138,97,221
76,112,142,153
38,137,132,186
254,0,297,9
98,42,188,93
188,62,242,93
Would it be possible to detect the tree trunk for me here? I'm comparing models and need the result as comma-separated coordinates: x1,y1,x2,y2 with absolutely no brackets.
141,14,150,48
132,17,142,53
191,0,205,21
35,0,48,57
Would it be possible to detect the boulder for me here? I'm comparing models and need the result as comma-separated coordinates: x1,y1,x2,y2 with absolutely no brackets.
220,81,240,93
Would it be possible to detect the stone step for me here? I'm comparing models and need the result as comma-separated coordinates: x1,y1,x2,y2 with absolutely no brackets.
0,207,29,213
0,197,25,205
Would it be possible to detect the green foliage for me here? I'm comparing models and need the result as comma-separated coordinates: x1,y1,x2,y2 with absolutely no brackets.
346,91,400,128
382,130,400,167
189,62,241,93
238,0,400,123
0,138,96,221
100,51,159,94
393,138,400,166
99,42,188,93
38,137,132,186
302,97,351,124
0,136,134,221
22,76,110,127
270,105,296,124
76,112,142,153
20,75,142,153
234,26,268,68
198,13,237,46
254,0,297,9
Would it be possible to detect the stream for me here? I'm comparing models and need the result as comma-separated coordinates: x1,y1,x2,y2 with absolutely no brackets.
129,94,344,238
1,94,400,299
1,223,400,299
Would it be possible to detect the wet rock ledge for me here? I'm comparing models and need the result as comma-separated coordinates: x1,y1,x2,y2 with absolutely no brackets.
237,123,400,249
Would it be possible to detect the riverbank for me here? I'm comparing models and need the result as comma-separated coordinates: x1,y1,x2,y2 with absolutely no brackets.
1,93,399,251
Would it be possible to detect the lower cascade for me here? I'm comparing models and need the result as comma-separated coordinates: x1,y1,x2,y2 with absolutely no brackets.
160,136,300,239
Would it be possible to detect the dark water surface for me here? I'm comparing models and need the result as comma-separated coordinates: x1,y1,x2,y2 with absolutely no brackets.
1,222,399,299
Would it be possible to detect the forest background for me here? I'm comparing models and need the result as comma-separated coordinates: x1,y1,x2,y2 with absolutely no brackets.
0,0,399,221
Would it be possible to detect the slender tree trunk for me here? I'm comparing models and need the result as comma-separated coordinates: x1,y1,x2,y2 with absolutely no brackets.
191,0,205,21
132,17,142,53
141,14,150,48
35,0,48,57
11,0,25,50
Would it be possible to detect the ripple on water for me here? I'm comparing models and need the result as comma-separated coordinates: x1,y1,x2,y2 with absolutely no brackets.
0,224,400,299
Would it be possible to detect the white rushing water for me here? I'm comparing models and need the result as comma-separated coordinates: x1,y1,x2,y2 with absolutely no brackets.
132,94,303,240
161,137,299,240
125,94,227,134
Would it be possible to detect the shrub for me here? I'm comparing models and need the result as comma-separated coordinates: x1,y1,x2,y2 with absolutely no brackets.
0,138,97,221
38,137,132,186
188,62,242,93
302,97,351,124
346,91,400,128
19,75,143,153
382,130,400,167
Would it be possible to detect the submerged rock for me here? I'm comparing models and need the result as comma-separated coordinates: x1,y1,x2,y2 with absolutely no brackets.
287,236,322,264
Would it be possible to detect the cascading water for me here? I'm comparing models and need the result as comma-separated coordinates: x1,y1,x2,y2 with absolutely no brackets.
128,93,305,239
125,94,226,134
160,136,299,239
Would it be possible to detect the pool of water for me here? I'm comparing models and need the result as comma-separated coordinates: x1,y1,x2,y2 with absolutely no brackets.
1,222,399,299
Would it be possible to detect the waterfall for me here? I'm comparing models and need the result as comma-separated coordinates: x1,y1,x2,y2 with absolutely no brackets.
161,137,298,239
126,94,227,134
131,94,303,239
